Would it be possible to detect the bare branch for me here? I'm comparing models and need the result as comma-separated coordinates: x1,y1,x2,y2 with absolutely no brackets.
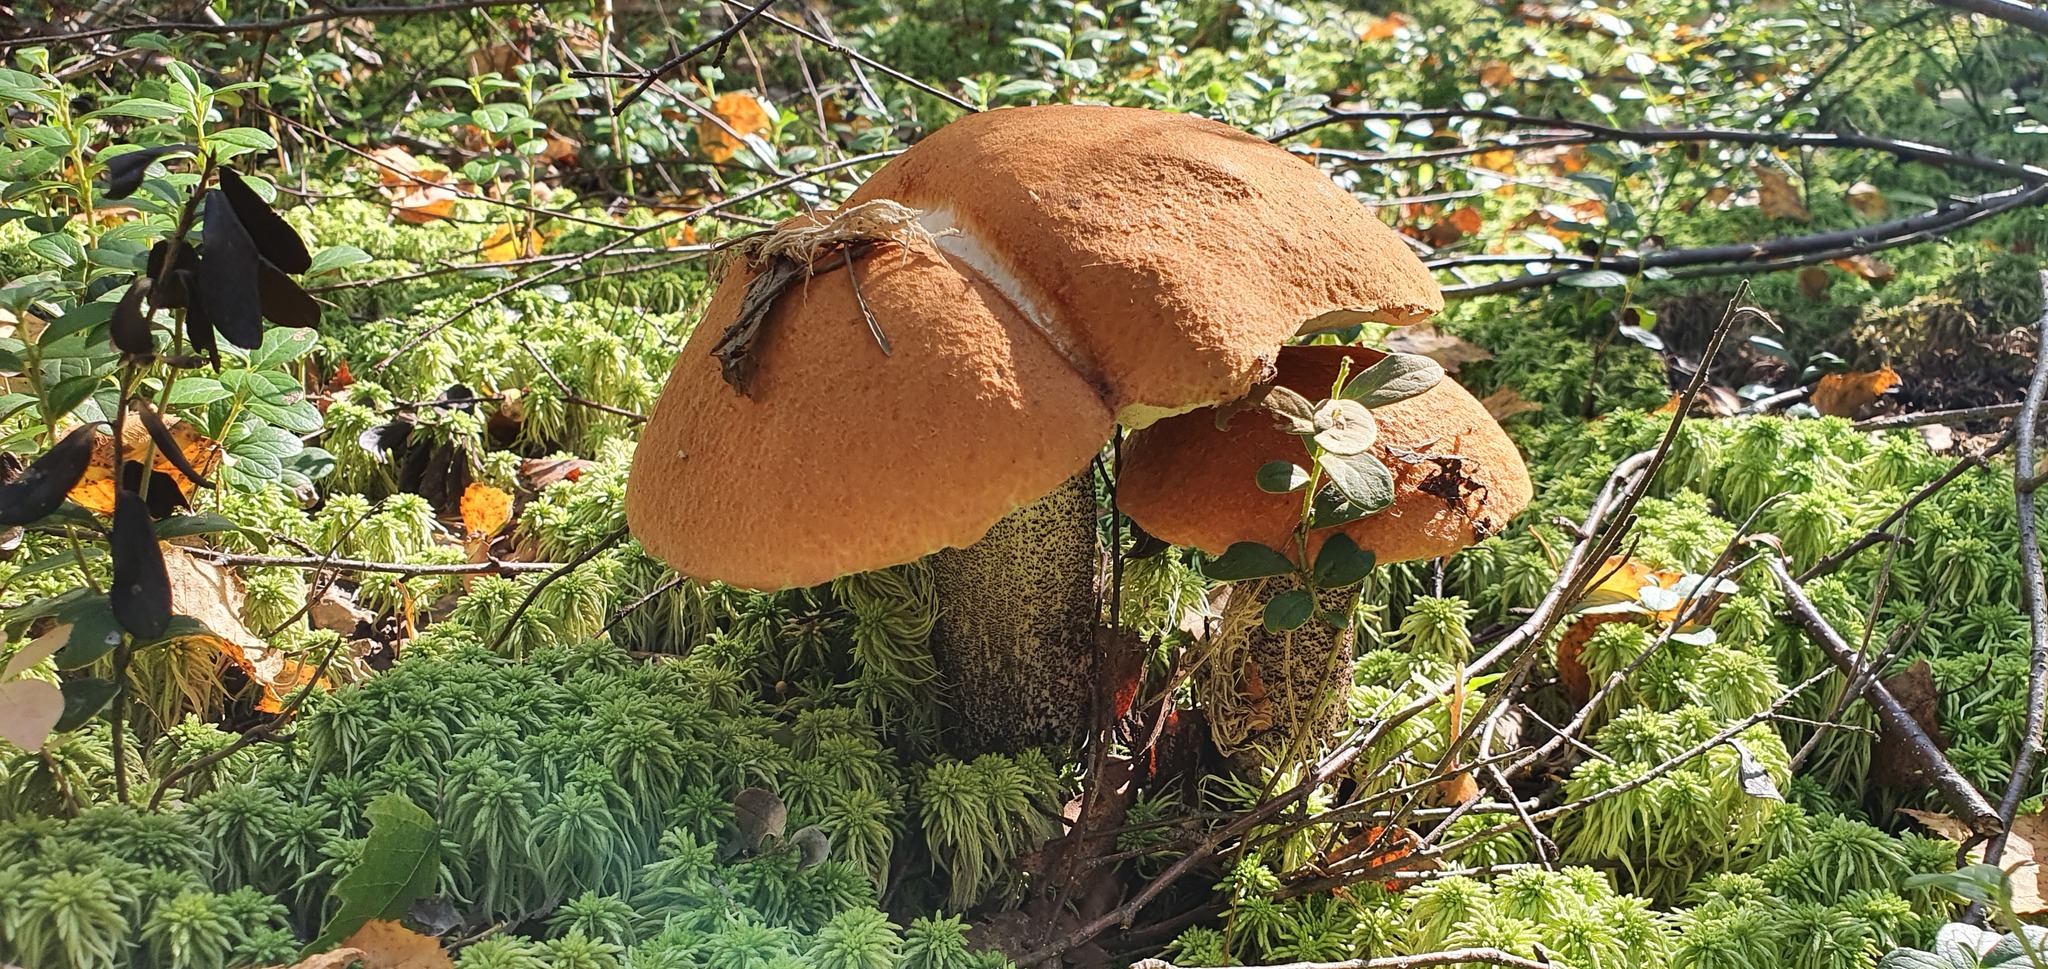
1926,0,2048,35
3,0,544,50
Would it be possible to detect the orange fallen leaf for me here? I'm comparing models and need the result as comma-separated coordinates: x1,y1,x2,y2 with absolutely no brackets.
1479,386,1542,420
1361,11,1412,40
1830,254,1896,286
364,146,424,187
68,420,222,515
699,92,773,164
1478,61,1516,88
459,482,513,537
265,946,367,969
1810,366,1900,418
1472,149,1518,174
337,919,453,969
1755,165,1810,221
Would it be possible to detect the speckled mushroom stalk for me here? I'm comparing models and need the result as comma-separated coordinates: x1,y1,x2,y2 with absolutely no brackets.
626,105,1444,753
1119,345,1534,766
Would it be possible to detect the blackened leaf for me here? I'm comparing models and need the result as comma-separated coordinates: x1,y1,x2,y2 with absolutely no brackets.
101,144,194,200
357,419,413,464
53,677,120,731
184,274,220,367
1201,541,1297,582
145,240,200,304
1311,533,1377,588
110,489,171,639
133,402,215,489
0,425,98,526
197,190,263,349
111,276,153,356
257,258,320,327
218,167,311,273
1263,588,1315,632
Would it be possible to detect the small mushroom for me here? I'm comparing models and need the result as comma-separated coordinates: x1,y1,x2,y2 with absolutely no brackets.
628,106,1441,751
1116,344,1533,763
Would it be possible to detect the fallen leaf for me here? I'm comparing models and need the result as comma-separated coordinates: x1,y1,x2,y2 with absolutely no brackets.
1479,386,1542,420
1361,11,1412,40
1798,265,1832,301
68,420,222,515
1830,254,1896,286
364,146,424,187
468,42,526,78
478,224,545,263
1810,366,1901,418
1846,181,1888,218
162,548,326,712
698,92,772,164
337,919,452,969
1872,660,1946,789
1478,61,1516,88
1383,324,1493,373
519,457,595,490
1755,165,1811,221
459,482,513,538
0,678,64,750
1472,149,1519,174
266,946,368,969
1902,810,2047,913
1555,612,1630,707
367,146,461,224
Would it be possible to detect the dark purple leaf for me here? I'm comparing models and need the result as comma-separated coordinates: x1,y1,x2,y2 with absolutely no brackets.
0,425,97,526
110,276,153,357
219,166,311,273
110,489,171,639
258,258,320,327
197,190,263,349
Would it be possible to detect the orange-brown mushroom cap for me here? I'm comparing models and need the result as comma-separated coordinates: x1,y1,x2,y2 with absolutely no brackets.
847,105,1442,426
626,216,1114,591
1117,344,1532,564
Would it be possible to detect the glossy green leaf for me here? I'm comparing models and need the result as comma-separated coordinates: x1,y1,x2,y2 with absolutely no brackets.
1255,460,1310,494
1317,450,1396,514
308,793,441,952
1263,588,1315,632
1201,541,1296,581
1311,534,1376,588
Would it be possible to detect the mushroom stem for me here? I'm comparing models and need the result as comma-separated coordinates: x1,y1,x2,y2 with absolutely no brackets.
1198,577,1358,769
929,471,1100,751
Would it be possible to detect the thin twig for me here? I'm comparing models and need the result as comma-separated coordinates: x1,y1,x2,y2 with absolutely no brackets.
0,0,540,48
187,550,565,575
713,0,980,111
1133,946,1558,969
1765,555,2002,833
519,341,647,423
1927,0,2048,35
485,526,630,653
1802,433,2014,581
1984,270,2048,862
1853,402,2025,431
595,0,779,110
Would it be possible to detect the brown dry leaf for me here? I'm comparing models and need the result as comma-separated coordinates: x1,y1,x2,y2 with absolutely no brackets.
1830,254,1896,287
479,224,545,263
1755,165,1811,221
367,146,461,223
1479,386,1542,420
1360,11,1412,40
1810,366,1901,418
0,678,64,750
520,457,595,491
364,146,423,187
1846,181,1888,218
459,482,513,537
1555,613,1631,706
162,548,326,713
1872,660,1947,789
698,92,772,164
539,131,581,166
1798,265,1832,302
1901,810,2047,913
468,42,526,77
1478,61,1516,88
68,420,223,515
1383,324,1493,373
390,181,458,224
338,920,454,969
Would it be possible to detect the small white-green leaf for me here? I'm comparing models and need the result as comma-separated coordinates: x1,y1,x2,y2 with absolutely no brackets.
1311,398,1378,455
1262,385,1317,434
1317,450,1396,514
1342,353,1446,408
1256,461,1310,494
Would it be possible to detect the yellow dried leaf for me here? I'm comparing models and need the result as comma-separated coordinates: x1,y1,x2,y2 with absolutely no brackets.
1472,149,1518,174
161,548,326,713
68,420,222,515
699,92,773,164
459,482,514,537
1830,254,1896,286
337,919,453,969
1755,165,1810,221
1361,11,1411,40
1478,61,1516,88
479,224,545,263
1798,265,1832,302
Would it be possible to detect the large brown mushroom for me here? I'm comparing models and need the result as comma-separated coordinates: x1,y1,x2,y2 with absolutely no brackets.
1117,344,1533,763
627,106,1440,751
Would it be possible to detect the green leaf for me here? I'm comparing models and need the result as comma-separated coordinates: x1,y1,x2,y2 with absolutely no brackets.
208,127,278,155
163,377,231,406
1201,542,1296,582
53,677,119,731
1256,460,1310,494
1311,398,1378,455
1342,353,1446,408
1311,484,1373,529
40,300,115,344
1263,588,1315,632
247,327,320,369
305,245,372,276
4,587,94,640
1317,450,1396,514
43,373,104,422
154,512,241,540
309,793,441,952
27,232,85,269
1262,385,1316,435
1311,534,1376,588
86,98,180,120
52,605,125,670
